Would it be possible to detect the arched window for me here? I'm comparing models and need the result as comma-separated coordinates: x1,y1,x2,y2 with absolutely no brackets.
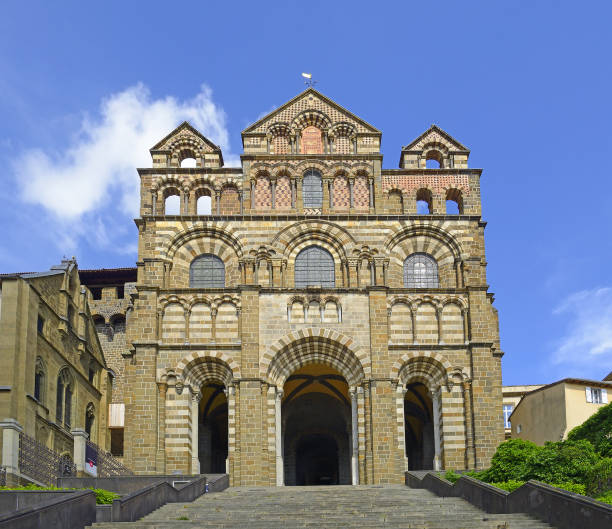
56,368,74,428
190,254,225,288
445,188,463,214
164,194,181,215
403,253,439,288
85,403,95,439
302,170,323,208
416,188,433,215
34,357,46,403
295,246,335,288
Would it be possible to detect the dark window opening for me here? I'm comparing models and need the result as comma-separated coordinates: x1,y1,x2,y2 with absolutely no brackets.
90,288,102,300
110,429,124,457
37,315,45,334
34,371,43,401
117,286,124,299
88,368,95,384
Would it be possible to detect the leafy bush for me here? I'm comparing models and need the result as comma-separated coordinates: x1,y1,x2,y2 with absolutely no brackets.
442,470,461,483
479,439,541,482
522,439,599,485
0,484,119,504
549,482,586,495
568,401,612,458
595,490,612,505
90,488,119,504
488,480,525,492
586,457,612,496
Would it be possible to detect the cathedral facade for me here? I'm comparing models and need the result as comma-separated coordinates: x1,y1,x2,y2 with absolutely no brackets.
111,89,503,485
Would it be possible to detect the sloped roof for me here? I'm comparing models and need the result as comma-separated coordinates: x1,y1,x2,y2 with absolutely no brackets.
150,121,223,153
402,124,469,152
242,88,381,135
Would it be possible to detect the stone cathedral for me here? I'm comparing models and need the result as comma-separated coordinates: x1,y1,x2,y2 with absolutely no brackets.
89,88,504,486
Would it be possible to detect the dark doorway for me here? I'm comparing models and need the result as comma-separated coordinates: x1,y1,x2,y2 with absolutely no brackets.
282,364,351,485
295,433,339,485
198,384,228,474
404,382,434,470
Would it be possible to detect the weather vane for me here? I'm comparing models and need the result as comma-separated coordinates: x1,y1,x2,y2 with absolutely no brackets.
301,72,318,88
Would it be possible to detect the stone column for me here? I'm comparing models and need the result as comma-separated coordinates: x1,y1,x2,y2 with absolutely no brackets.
432,389,441,471
239,191,244,215
215,191,221,215
225,385,236,477
290,179,296,209
151,192,157,215
397,384,408,472
275,389,284,486
71,428,89,474
156,383,167,472
191,390,201,474
271,180,276,209
0,419,22,477
250,180,255,209
349,388,359,485
368,178,374,209
348,178,355,209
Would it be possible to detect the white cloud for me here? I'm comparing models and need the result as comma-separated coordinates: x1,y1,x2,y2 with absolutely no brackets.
552,287,612,368
14,83,238,220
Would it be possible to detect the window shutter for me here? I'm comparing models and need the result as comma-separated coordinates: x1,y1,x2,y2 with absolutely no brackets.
602,389,608,404
586,387,593,403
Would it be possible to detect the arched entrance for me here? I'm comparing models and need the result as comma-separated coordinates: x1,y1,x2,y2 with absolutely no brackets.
264,330,367,486
404,382,434,470
198,383,228,473
396,354,449,472
282,365,351,485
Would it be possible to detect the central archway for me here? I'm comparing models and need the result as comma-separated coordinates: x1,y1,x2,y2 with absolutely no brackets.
282,364,351,485
265,330,366,486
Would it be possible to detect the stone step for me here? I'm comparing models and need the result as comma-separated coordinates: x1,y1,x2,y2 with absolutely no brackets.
89,485,555,529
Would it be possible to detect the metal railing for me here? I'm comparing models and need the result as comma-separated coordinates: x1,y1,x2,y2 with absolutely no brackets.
0,466,6,487
18,432,76,486
86,439,133,477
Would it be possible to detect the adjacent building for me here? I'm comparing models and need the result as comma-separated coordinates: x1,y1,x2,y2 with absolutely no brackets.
0,259,112,465
501,385,543,439
509,378,611,444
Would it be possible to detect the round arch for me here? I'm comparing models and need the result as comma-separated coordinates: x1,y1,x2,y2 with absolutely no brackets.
262,328,369,387
164,224,244,261
175,351,240,389
391,352,451,391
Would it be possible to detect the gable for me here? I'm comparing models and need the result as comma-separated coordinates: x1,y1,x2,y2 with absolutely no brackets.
151,121,221,154
402,125,469,153
242,89,380,136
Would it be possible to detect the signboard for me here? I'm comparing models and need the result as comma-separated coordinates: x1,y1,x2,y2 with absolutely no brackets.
85,443,98,477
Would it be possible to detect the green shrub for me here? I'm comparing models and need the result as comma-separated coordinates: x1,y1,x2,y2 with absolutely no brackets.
488,480,525,492
595,490,612,505
523,439,599,485
586,457,612,496
549,482,586,495
177,515,189,520
479,439,541,482
442,470,461,483
568,402,612,458
89,488,120,504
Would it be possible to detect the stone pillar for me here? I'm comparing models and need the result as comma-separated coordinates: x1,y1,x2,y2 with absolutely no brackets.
275,389,284,486
71,428,89,474
328,180,334,209
347,258,359,288
215,191,221,215
239,191,244,215
432,389,441,471
250,180,255,210
368,179,374,209
0,419,22,477
156,383,167,472
226,385,236,479
396,384,408,472
463,380,476,469
191,390,201,474
348,178,355,209
290,179,296,209
349,388,359,485
151,192,157,215
271,180,276,210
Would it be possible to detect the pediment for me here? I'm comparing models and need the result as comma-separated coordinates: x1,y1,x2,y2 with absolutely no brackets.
242,88,380,136
151,121,221,154
402,125,469,153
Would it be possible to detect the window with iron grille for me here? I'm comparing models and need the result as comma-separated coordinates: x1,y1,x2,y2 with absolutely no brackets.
403,253,439,288
190,254,225,288
302,170,323,208
295,246,335,288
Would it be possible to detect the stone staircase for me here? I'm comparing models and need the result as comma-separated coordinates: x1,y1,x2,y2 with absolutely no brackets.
89,485,555,528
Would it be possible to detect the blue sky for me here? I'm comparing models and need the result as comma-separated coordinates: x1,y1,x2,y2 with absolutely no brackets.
0,1,610,385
